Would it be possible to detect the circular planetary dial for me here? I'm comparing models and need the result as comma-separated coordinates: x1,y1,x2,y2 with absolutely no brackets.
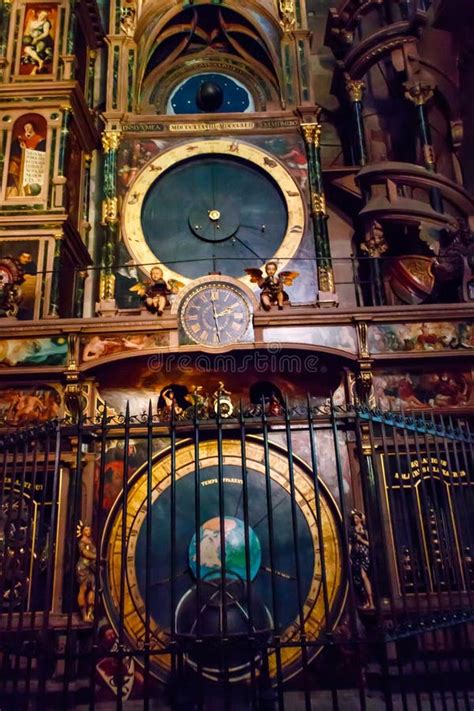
122,139,305,284
102,437,344,684
179,280,251,346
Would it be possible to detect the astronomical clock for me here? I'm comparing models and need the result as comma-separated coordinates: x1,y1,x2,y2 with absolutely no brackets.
102,438,344,683
122,139,306,285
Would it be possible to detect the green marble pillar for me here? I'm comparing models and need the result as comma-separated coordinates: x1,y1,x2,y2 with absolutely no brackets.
301,119,337,301
344,76,368,166
100,130,121,303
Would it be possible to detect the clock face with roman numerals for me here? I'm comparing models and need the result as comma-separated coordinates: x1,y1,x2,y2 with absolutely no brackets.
179,281,251,346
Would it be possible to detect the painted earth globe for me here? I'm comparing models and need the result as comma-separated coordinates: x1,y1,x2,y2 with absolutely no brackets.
189,516,261,582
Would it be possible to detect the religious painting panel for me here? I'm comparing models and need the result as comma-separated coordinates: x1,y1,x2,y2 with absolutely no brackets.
4,113,48,200
17,3,58,77
373,365,473,410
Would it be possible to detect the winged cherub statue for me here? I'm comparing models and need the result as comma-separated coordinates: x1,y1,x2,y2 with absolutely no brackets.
245,261,299,311
129,266,184,316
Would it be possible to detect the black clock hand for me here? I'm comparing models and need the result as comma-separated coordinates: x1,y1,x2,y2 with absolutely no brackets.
232,234,263,261
239,223,266,232
211,299,221,342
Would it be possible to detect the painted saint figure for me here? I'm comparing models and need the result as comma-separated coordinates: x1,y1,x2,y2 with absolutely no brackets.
349,510,375,611
76,521,96,622
245,261,299,311
129,266,183,316
21,9,54,74
7,119,46,197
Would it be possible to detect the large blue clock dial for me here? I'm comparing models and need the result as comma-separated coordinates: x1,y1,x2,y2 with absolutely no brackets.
140,155,288,279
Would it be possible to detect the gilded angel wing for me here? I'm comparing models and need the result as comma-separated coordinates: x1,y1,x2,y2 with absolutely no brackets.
279,271,300,286
129,282,146,296
168,279,185,293
244,268,264,283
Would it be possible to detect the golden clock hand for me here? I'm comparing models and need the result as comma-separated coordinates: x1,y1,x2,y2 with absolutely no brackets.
215,303,239,318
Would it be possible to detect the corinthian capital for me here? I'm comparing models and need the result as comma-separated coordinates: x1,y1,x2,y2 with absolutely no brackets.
344,75,365,103
404,80,435,107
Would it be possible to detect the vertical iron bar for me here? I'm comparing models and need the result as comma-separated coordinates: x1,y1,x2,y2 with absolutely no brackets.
37,422,62,708
238,403,258,709
169,401,178,705
406,409,446,710
143,400,153,711
89,407,109,711
117,403,131,710
383,406,423,711
193,402,204,711
62,410,85,710
358,412,394,711
398,408,437,711
284,400,311,711
23,428,41,703
426,412,470,711
261,401,285,711
11,430,31,700
307,398,340,711
332,405,367,711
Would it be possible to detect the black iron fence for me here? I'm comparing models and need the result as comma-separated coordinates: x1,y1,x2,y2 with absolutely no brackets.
0,404,472,709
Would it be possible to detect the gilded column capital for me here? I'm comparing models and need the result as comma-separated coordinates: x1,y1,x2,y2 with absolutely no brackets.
102,130,122,152
101,196,119,224
311,192,327,216
404,81,435,107
300,122,322,148
344,74,365,103
278,0,296,32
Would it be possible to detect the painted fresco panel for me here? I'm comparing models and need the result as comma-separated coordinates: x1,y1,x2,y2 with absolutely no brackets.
369,321,473,354
373,366,473,410
0,337,67,367
264,325,357,354
0,383,61,425
81,332,169,363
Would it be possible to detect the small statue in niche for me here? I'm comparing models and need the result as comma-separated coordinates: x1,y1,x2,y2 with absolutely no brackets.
349,509,375,611
76,521,97,622
130,266,183,316
245,261,299,311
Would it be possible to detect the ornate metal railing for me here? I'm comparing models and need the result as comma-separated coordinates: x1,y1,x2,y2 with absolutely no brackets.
0,405,472,709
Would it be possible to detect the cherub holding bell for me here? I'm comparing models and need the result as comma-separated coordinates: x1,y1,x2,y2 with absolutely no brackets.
245,261,299,311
